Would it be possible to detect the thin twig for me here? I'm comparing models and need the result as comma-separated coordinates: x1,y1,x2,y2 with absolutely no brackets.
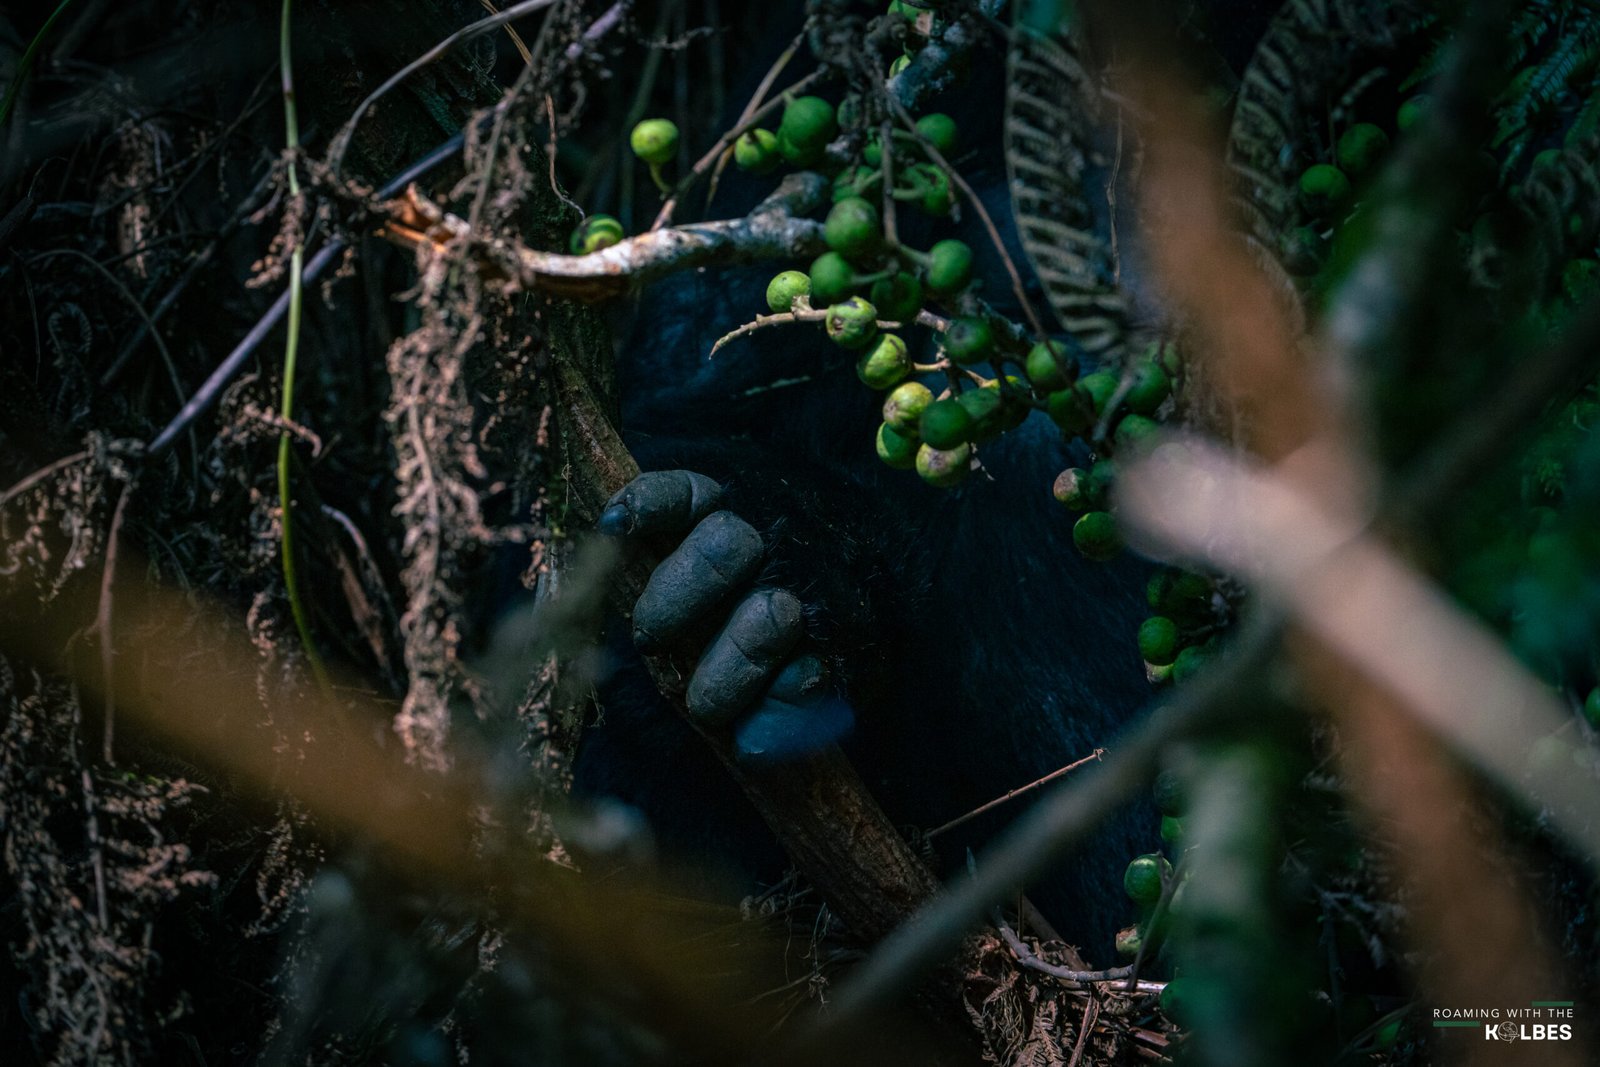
994,913,1163,992
705,29,806,212
926,748,1105,841
708,305,944,356
650,70,825,232
96,479,131,765
886,95,1051,342
0,450,90,509
326,0,560,175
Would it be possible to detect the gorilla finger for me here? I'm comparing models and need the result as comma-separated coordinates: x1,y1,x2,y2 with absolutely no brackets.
598,470,723,538
766,655,828,705
686,589,805,726
734,693,856,765
632,511,764,651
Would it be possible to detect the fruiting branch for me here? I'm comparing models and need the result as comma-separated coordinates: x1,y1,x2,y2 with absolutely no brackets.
383,171,830,300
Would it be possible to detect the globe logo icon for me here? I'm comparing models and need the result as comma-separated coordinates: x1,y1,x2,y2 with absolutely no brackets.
1494,1022,1520,1042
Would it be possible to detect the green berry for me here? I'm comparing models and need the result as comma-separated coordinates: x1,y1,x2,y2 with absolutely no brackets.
1159,815,1184,845
920,397,972,449
1124,853,1172,905
856,333,910,389
1299,163,1351,212
876,423,919,469
883,381,933,432
1124,363,1170,415
779,96,838,150
1025,340,1076,392
1076,370,1119,417
1073,511,1121,561
943,316,994,365
568,213,623,255
825,197,883,259
1282,225,1328,275
630,118,679,165
1114,413,1161,454
1171,644,1209,684
1397,94,1428,132
911,163,953,216
863,136,883,168
1114,925,1143,957
765,270,811,313
808,252,856,305
1584,687,1600,730
870,272,924,323
1153,768,1186,815
958,386,1005,442
1138,616,1180,666
824,297,879,350
734,128,780,173
915,113,958,156
916,441,972,488
1046,387,1094,435
1087,458,1117,500
777,130,824,167
926,238,973,294
1052,467,1098,510
1159,977,1194,1022
1336,123,1389,176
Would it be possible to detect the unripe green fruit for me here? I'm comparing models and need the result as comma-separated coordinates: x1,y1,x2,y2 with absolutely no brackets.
1073,511,1121,561
1114,926,1143,957
908,163,954,216
944,316,994,365
1052,467,1097,510
766,270,811,312
1283,225,1328,275
1146,660,1174,686
1124,362,1170,415
916,441,972,488
1299,163,1351,212
1138,616,1180,666
926,238,973,294
824,297,879,349
1159,977,1194,1022
1087,458,1117,501
1152,768,1186,815
808,252,856,305
1397,94,1428,132
1076,370,1119,417
1170,644,1209,684
876,423,918,469
825,197,882,258
630,118,679,165
1114,413,1161,454
1046,387,1094,434
778,130,824,167
863,136,883,168
569,213,623,255
915,112,958,156
1026,340,1076,392
870,272,924,323
1159,815,1183,844
1336,122,1389,176
1585,687,1600,730
856,333,910,389
958,386,1005,442
779,95,838,150
920,397,972,449
883,380,933,431
734,128,780,173
832,165,874,202
1124,853,1172,905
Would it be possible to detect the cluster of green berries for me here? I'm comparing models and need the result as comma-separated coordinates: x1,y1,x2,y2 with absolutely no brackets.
1283,100,1415,276
1136,567,1220,687
1117,848,1175,959
1047,342,1178,560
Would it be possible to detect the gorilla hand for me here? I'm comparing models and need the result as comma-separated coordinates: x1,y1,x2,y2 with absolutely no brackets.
599,470,854,762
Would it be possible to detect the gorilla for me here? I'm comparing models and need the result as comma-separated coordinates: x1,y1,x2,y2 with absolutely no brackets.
567,2,1281,960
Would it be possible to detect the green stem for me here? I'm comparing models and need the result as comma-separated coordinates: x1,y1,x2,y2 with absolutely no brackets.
648,160,672,195
277,0,328,690
0,0,78,129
